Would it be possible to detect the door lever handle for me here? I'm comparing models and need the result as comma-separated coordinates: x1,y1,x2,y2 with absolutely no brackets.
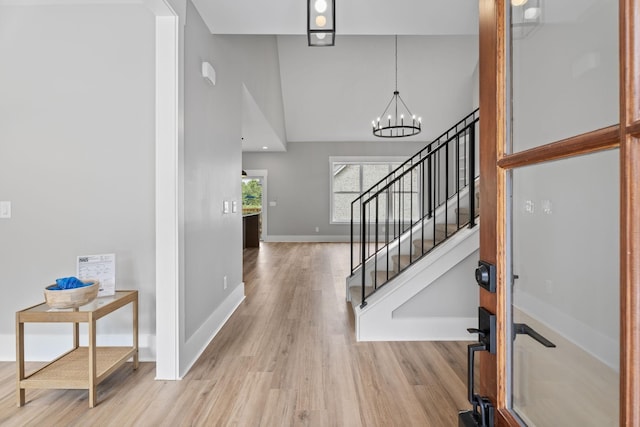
466,328,485,337
513,323,556,348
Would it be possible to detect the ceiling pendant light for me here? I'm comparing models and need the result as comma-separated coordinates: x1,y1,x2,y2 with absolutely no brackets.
308,0,335,46
372,36,421,138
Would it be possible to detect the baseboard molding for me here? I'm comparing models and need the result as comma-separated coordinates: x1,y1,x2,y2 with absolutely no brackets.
0,333,156,362
179,283,245,378
264,235,349,242
357,316,477,341
1,284,246,368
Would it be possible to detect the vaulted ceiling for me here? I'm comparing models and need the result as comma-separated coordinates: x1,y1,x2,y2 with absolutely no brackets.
191,0,480,151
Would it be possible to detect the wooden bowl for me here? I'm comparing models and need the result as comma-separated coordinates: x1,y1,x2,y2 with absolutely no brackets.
44,280,100,309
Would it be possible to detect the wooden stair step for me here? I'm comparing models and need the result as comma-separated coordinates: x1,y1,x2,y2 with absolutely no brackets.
435,223,459,238
435,223,459,232
456,207,479,217
349,284,374,305
391,254,420,270
413,239,436,254
370,270,397,286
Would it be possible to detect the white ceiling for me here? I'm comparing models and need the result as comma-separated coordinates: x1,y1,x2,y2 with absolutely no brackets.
191,0,479,36
190,0,480,151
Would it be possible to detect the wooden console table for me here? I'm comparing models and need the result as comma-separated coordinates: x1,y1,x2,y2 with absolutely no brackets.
16,290,138,408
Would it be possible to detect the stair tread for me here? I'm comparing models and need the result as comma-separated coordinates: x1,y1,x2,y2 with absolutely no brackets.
435,223,459,231
369,270,397,287
456,207,479,215
392,254,420,262
392,253,421,269
348,284,374,305
413,239,436,246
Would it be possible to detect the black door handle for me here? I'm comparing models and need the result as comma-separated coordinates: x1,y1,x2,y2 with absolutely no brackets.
513,323,556,348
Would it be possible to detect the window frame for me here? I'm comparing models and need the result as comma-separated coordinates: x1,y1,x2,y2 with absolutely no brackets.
329,156,409,224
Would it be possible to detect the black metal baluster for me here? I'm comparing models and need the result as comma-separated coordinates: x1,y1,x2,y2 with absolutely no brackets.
469,124,476,229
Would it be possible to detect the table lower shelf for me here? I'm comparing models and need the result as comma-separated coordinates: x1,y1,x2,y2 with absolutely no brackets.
20,346,136,389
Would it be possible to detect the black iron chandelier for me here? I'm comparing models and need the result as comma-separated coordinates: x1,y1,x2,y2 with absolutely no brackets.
372,36,421,138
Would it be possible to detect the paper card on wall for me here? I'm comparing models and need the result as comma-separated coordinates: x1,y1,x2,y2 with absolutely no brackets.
77,254,116,297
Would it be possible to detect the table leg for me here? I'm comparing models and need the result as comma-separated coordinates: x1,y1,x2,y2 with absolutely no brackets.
133,297,139,370
16,316,25,407
88,314,97,408
73,321,79,349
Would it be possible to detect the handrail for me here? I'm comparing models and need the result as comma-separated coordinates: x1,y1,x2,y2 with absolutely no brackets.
350,108,479,273
350,110,480,308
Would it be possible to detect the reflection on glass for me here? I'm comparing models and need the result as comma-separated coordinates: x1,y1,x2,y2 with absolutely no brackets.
510,149,619,426
510,0,618,152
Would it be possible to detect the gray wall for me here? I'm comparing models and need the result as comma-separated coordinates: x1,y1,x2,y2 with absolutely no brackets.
0,4,155,358
393,250,479,318
183,5,286,345
183,0,244,345
243,140,425,239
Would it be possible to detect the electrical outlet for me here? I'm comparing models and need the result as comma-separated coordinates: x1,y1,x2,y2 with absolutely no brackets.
223,275,228,290
315,226,319,233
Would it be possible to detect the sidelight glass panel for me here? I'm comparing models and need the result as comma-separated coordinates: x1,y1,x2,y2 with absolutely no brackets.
509,0,618,153
510,149,619,426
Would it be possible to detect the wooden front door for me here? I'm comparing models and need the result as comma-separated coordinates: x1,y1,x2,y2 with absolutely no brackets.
477,0,640,425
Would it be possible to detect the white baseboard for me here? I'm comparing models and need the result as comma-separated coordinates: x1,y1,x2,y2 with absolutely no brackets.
264,235,349,242
357,316,477,341
1,283,246,368
0,333,156,362
179,283,245,377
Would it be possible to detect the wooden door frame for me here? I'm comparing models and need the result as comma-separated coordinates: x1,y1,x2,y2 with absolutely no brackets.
478,0,640,425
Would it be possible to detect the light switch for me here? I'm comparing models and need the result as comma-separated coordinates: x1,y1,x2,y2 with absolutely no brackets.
0,201,11,219
232,201,237,213
269,201,277,207
223,201,230,214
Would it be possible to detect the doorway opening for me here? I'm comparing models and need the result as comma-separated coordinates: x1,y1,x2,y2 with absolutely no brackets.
242,169,268,241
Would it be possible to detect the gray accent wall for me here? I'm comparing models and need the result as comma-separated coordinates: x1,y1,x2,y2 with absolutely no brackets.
183,5,287,341
242,141,425,239
0,3,155,358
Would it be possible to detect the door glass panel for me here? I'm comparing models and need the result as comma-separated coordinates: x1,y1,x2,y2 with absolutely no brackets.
510,149,619,425
510,0,618,153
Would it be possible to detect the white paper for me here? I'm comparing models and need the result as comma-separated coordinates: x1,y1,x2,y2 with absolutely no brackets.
77,254,116,297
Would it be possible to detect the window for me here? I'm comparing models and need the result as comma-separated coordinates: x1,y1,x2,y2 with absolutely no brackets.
330,157,411,223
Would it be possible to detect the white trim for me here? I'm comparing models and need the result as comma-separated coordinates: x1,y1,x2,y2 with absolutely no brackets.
329,156,409,164
264,235,350,242
353,227,479,341
154,1,180,380
179,283,245,378
351,317,477,342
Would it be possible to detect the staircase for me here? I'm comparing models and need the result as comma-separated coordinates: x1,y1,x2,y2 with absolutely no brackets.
347,109,480,341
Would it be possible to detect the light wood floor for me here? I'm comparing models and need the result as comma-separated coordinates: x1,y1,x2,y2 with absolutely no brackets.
0,242,470,426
